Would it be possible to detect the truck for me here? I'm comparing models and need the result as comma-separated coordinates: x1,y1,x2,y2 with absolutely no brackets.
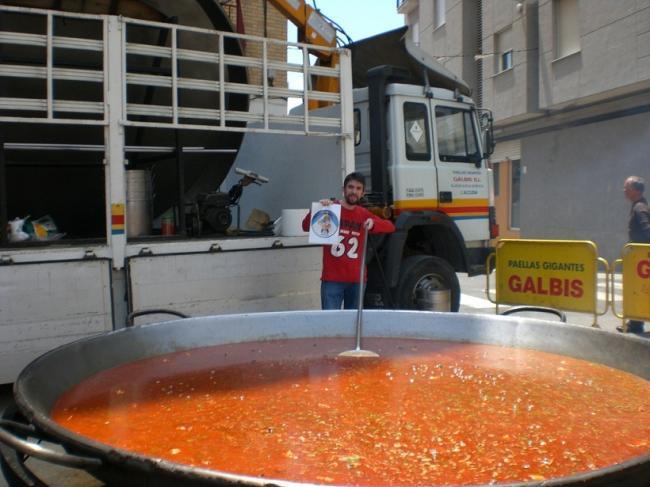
342,28,496,311
229,14,498,312
0,2,495,384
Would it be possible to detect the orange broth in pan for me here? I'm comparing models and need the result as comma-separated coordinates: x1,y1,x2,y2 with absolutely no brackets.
52,338,650,486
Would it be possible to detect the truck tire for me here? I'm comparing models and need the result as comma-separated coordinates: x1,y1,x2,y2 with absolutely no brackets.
395,255,461,312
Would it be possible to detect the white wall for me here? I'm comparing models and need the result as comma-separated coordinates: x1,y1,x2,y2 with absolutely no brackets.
521,110,650,261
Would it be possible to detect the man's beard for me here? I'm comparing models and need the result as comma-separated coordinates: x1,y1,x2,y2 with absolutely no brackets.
344,194,359,205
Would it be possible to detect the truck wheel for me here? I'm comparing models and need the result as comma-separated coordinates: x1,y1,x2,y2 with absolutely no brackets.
395,255,460,312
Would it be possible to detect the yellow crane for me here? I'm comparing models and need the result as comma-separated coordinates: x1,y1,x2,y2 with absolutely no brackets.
267,0,342,108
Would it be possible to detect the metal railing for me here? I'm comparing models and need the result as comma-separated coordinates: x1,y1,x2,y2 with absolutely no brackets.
0,6,107,125
0,5,351,137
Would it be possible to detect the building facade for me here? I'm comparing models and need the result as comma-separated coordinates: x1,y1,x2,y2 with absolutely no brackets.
398,0,650,259
223,0,288,113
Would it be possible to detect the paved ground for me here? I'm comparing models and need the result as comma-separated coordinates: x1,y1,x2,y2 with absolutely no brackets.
0,273,646,485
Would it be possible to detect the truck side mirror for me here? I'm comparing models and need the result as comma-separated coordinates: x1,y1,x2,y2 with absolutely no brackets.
469,152,482,168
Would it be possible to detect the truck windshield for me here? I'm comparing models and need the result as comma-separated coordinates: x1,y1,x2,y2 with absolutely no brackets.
435,106,480,163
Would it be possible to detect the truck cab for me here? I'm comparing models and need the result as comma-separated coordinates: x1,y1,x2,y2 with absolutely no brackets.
348,36,496,311
356,83,489,239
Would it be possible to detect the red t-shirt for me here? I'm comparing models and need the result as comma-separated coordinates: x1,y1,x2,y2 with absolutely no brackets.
302,205,395,283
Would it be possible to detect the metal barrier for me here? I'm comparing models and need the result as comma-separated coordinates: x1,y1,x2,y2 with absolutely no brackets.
487,240,650,329
486,239,610,326
611,243,650,330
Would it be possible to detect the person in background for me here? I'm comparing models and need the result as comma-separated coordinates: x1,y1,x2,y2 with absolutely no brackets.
303,172,395,310
617,175,650,333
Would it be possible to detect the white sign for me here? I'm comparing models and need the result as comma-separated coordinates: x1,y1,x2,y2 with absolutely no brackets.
409,121,423,143
308,202,341,244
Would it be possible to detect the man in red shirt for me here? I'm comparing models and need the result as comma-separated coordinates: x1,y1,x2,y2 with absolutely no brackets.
302,172,395,309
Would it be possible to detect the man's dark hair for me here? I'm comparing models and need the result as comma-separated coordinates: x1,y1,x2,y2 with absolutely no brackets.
627,176,645,193
343,172,365,189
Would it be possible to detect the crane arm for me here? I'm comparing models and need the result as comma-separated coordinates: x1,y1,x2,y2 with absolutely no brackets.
267,0,340,107
267,0,337,55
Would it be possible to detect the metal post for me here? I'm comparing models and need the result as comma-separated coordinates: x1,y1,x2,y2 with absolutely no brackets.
218,33,225,128
46,13,54,120
120,16,127,126
0,134,8,246
262,39,269,131
338,48,355,178
173,24,184,235
302,45,310,133
171,26,178,125
106,16,127,268
175,130,186,236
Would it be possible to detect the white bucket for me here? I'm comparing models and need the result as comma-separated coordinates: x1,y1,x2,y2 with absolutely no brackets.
281,209,309,236
126,170,152,237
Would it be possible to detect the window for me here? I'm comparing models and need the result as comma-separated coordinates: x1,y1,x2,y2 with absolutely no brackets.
434,0,446,29
510,160,521,229
435,106,480,163
501,50,513,71
495,27,513,72
353,109,361,146
403,102,431,161
492,163,500,197
554,0,580,58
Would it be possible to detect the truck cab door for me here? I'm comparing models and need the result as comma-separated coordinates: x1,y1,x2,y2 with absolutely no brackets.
390,96,437,215
431,102,489,241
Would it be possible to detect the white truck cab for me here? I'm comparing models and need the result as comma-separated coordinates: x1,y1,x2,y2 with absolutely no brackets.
347,39,496,311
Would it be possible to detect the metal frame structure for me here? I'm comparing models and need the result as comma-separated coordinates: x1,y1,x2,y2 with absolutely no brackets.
0,5,351,134
0,5,354,268
0,7,107,126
